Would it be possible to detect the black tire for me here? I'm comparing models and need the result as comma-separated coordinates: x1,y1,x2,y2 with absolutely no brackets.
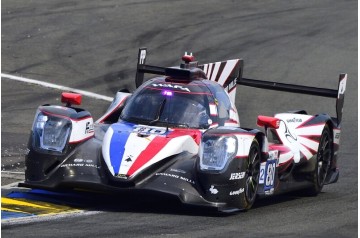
239,139,261,210
305,125,332,196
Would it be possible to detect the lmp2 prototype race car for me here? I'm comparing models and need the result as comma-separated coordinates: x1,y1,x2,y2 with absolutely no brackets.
21,48,347,212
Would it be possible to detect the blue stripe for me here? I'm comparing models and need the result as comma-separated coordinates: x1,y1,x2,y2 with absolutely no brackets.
2,211,34,219
109,122,134,175
6,190,86,206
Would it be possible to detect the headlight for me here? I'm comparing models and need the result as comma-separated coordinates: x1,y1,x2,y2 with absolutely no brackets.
200,136,237,171
33,112,72,152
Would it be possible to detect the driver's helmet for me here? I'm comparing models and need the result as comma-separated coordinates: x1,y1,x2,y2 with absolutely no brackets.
178,102,210,128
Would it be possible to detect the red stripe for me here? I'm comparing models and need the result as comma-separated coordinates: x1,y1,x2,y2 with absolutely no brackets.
215,62,226,82
235,155,247,159
298,135,321,143
269,144,291,153
300,143,317,155
127,136,170,176
170,129,202,144
295,116,315,129
297,122,325,129
144,86,212,95
40,109,92,122
223,60,240,85
228,85,237,93
225,119,238,124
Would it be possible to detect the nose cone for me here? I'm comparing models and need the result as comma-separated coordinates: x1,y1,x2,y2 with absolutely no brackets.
102,122,200,178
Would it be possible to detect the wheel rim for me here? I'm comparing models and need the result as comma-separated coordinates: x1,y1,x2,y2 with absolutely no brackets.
317,131,331,186
245,146,260,203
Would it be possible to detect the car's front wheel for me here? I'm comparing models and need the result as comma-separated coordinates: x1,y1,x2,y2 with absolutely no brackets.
239,139,261,210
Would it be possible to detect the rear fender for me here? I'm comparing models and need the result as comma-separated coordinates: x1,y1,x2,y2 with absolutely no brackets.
273,113,339,184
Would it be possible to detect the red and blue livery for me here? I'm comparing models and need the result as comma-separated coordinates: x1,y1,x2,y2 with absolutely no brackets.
21,48,347,212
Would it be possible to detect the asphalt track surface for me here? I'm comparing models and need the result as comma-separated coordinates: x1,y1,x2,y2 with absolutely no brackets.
1,0,357,237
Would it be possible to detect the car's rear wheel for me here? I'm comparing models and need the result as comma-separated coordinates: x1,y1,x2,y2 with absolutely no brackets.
305,125,332,196
240,139,261,210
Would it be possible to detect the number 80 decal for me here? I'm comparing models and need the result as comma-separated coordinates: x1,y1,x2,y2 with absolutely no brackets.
259,159,277,191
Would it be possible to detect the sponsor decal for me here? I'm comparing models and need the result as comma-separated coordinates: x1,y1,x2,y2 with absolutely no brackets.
259,163,265,184
155,173,195,185
170,168,186,174
286,118,303,123
229,172,245,180
117,174,128,179
85,122,94,134
265,188,274,195
60,163,100,169
133,126,167,135
74,158,93,163
283,122,297,142
84,164,100,168
268,150,279,162
209,185,218,195
139,49,146,64
125,155,133,162
229,188,244,196
260,159,276,191
226,79,237,90
338,78,346,95
61,163,84,167
151,83,190,92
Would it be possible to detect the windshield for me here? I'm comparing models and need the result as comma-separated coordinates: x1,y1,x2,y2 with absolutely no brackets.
120,80,213,129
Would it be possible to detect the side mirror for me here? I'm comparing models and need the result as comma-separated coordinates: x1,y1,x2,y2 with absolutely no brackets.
61,92,82,106
257,115,280,129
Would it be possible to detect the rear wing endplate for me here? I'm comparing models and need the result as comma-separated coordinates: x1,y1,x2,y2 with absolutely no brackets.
135,48,166,88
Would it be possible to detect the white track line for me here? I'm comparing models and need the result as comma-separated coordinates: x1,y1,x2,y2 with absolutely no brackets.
1,210,103,227
1,181,21,189
1,73,113,102
2,171,25,175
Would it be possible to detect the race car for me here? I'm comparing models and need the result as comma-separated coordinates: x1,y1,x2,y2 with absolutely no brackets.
21,48,347,212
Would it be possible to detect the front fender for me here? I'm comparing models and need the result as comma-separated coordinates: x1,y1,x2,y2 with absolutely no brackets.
195,126,264,209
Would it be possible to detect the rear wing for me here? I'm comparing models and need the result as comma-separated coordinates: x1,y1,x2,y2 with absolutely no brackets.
238,74,347,126
134,47,347,126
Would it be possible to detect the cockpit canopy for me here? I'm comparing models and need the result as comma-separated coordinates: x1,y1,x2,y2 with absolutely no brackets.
120,77,235,129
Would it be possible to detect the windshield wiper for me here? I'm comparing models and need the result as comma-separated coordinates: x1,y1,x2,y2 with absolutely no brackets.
149,98,167,126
